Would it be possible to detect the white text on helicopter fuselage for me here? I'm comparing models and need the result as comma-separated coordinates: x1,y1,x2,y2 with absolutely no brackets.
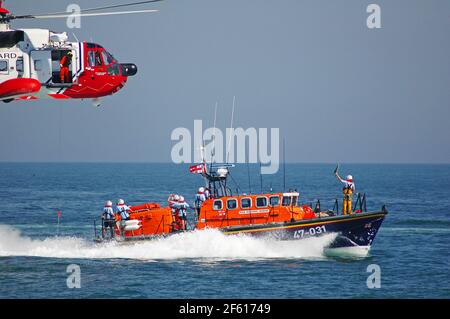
171,120,280,174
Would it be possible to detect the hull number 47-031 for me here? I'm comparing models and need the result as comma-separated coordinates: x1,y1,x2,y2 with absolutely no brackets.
293,225,326,239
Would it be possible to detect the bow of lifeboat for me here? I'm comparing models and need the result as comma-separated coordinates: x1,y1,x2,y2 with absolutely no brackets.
195,192,387,254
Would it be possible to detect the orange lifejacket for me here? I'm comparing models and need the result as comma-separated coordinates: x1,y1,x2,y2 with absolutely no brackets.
60,55,71,67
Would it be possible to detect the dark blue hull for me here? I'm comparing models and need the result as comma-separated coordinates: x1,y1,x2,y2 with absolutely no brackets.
221,211,387,250
96,211,387,255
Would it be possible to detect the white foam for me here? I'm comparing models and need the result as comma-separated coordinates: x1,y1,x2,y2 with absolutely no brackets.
324,246,371,258
0,224,337,261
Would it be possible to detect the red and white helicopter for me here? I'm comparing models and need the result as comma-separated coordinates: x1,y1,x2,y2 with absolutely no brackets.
0,0,161,105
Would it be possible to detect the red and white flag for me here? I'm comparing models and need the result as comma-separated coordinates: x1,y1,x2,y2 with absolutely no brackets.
189,163,205,174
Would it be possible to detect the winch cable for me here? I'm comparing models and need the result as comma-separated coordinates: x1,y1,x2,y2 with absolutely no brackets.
55,105,64,236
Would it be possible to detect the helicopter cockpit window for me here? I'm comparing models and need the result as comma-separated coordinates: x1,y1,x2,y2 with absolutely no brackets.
88,51,103,67
0,60,8,73
107,64,121,76
102,51,115,65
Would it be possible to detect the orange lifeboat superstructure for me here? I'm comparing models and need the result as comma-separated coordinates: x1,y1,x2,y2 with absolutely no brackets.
113,203,175,238
196,192,316,230
105,163,319,240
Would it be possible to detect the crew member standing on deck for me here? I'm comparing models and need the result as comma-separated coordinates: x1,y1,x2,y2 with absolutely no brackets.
335,171,355,215
116,199,132,235
177,196,190,230
194,187,206,216
168,194,181,230
116,199,131,220
204,187,211,199
102,200,116,238
168,194,180,218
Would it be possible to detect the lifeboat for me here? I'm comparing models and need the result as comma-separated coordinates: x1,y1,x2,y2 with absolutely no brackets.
94,163,387,253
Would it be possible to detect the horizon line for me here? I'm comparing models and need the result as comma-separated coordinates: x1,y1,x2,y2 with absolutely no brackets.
0,161,449,165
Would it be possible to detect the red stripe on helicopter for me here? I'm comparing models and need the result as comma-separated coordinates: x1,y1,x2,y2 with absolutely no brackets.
48,94,70,99
18,96,38,100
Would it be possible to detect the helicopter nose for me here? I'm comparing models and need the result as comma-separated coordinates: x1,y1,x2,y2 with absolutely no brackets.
121,63,138,77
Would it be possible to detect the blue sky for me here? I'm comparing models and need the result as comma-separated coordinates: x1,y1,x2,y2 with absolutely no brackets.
0,0,449,163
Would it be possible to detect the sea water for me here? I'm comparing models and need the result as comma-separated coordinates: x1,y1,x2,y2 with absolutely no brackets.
0,163,449,298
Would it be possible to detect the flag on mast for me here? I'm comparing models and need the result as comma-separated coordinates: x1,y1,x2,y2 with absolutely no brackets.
189,163,205,174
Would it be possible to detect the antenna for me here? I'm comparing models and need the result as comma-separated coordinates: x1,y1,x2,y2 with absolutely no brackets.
247,162,252,194
211,101,218,164
226,96,235,164
72,32,80,42
283,138,286,191
259,162,263,193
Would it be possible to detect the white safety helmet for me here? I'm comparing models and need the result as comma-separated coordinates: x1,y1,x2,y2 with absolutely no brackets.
179,195,185,202
105,200,112,207
199,187,205,193
117,199,125,205
346,175,353,180
174,194,180,201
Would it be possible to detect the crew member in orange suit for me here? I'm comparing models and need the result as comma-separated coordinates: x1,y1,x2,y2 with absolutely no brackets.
59,51,73,83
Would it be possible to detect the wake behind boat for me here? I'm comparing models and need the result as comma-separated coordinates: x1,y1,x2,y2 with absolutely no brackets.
93,162,387,256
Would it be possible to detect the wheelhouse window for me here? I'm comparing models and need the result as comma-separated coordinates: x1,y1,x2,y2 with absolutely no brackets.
241,198,251,209
0,60,8,73
256,197,268,208
227,199,237,210
292,196,298,206
269,196,279,207
213,200,223,210
282,196,291,206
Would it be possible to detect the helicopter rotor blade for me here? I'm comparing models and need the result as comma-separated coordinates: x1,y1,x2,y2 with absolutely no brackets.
14,9,159,20
56,0,163,14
